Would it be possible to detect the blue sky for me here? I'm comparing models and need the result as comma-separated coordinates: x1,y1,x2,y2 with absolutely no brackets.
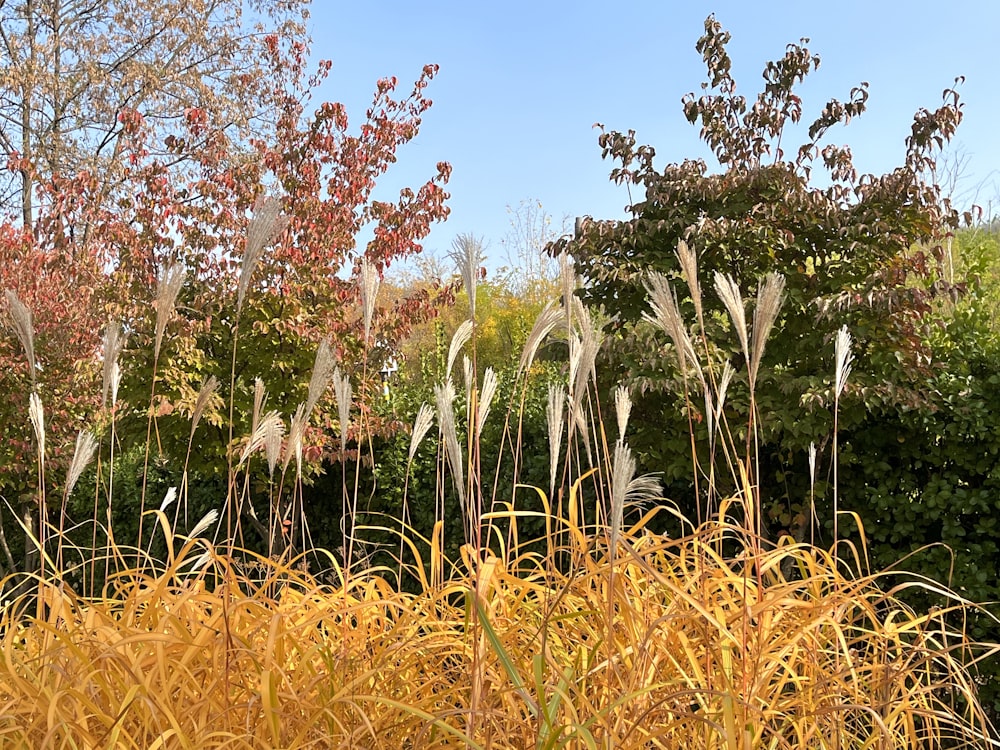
307,1,1000,268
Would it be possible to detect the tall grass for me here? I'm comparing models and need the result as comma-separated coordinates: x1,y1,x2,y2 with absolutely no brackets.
0,233,996,748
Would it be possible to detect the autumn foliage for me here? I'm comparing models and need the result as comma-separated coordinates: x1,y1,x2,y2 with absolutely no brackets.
0,29,450,574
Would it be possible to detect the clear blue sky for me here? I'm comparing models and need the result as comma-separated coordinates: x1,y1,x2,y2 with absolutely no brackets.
307,1,1000,268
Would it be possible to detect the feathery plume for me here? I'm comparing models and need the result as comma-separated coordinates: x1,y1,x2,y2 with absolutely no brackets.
101,320,126,409
238,195,286,313
449,234,484,321
714,272,749,367
610,441,661,549
158,487,178,513
643,273,702,384
306,339,335,416
251,378,266,435
188,508,219,539
359,257,380,343
518,303,564,376
240,410,284,467
189,376,220,442
808,442,817,487
463,355,474,407
434,379,466,508
749,273,786,389
834,325,854,400
408,403,435,461
65,430,98,499
28,392,44,456
447,319,474,379
571,299,603,409
264,415,284,478
332,368,353,454
153,263,185,362
676,240,703,323
476,366,499,435
546,384,565,498
614,385,632,442
283,403,307,474
4,290,35,386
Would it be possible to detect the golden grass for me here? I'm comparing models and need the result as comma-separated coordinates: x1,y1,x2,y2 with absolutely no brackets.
0,503,993,749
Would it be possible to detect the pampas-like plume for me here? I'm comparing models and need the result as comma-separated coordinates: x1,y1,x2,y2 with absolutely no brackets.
251,378,266,435
332,368,352,454
676,240,703,323
153,263,185,362
463,355,474,407
643,273,702,384
714,272,749,368
4,290,35,386
28,392,44,456
264,416,284,478
189,376,219,443
450,234,484,321
476,367,498,435
808,442,817,487
283,403,307,474
408,403,435,461
65,430,98,499
749,273,786,389
101,320,126,409
240,410,284,469
306,340,335,416
614,385,632,441
434,379,466,509
238,196,286,313
546,384,564,498
447,319,473,379
610,441,661,549
360,257,380,343
158,487,177,513
834,325,854,399
570,298,602,409
188,508,219,539
518,304,564,375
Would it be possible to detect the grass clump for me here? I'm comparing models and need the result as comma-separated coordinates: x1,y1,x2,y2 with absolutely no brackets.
0,235,995,748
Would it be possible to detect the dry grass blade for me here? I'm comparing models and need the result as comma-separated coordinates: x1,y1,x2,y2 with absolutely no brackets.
238,195,286,313
408,403,435,461
153,262,185,362
65,430,98,498
360,257,380,343
434,379,466,509
4,289,36,385
749,273,785,389
714,271,749,367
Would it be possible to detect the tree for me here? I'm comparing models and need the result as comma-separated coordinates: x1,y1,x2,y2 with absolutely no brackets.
550,14,1000,714
551,14,964,530
0,0,308,228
